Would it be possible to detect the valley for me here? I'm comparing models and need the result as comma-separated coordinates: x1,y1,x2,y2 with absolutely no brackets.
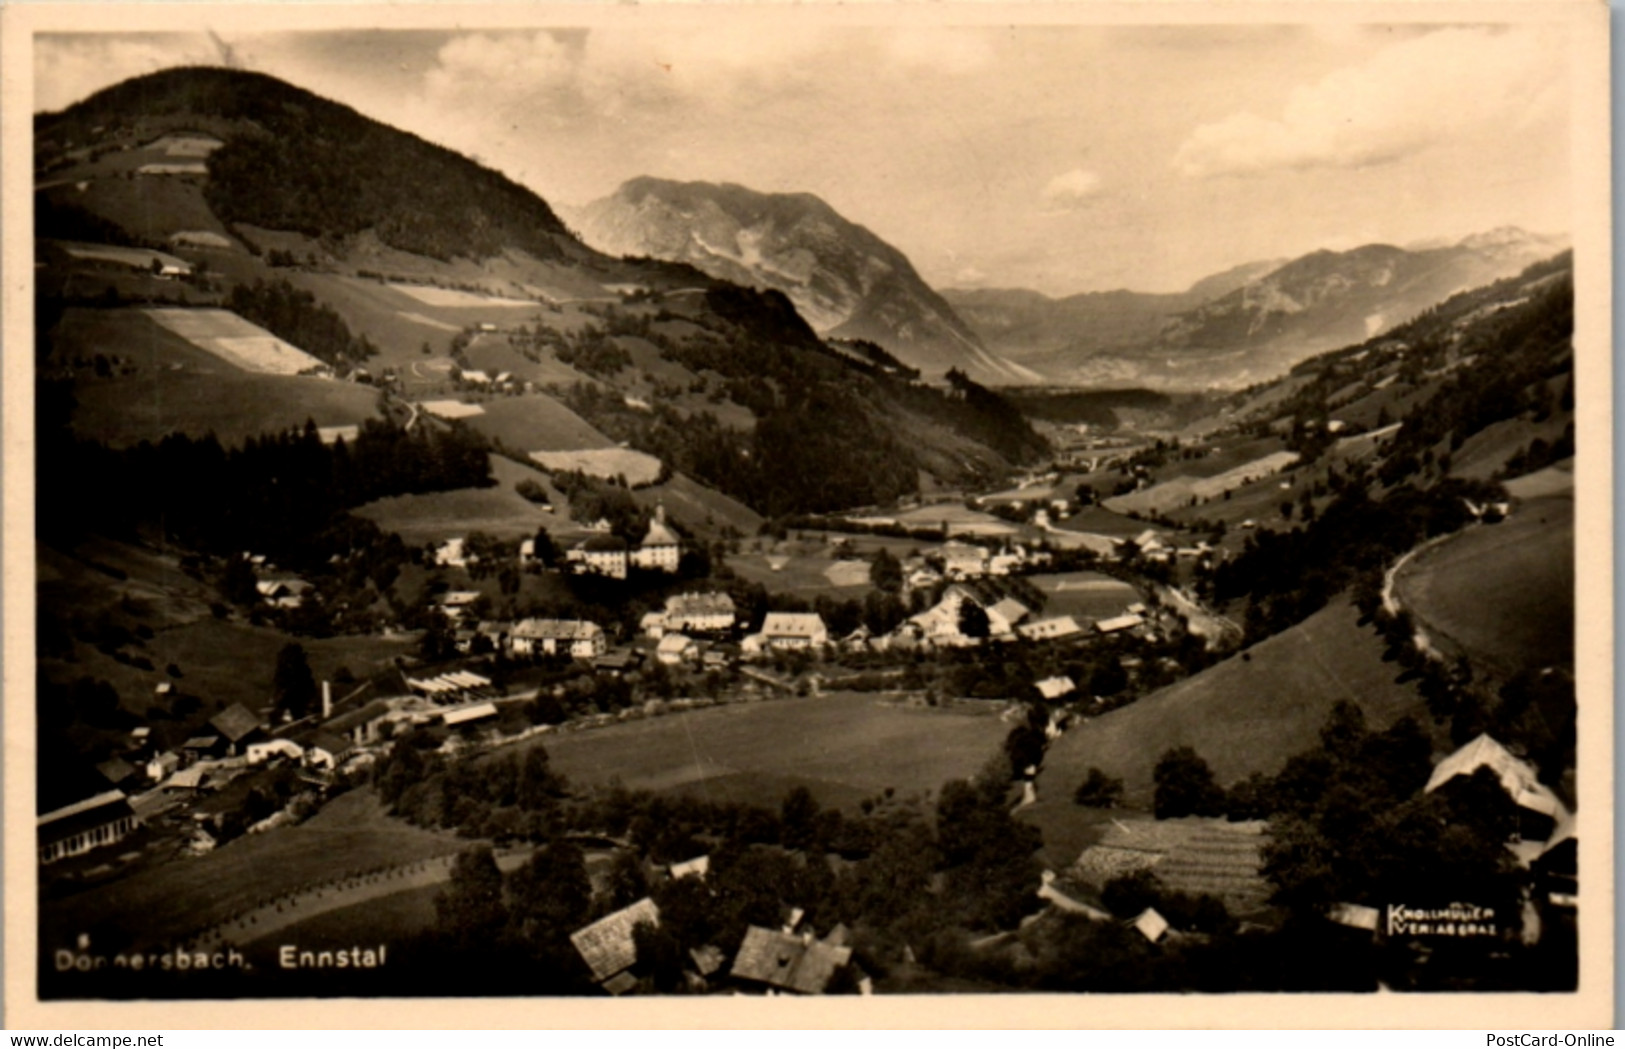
29,63,1581,1002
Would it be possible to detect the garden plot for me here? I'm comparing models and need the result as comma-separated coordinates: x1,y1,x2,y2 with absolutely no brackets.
61,241,192,273
143,309,325,374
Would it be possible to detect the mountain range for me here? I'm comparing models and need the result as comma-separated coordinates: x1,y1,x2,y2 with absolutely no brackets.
570,178,1039,386
945,230,1568,390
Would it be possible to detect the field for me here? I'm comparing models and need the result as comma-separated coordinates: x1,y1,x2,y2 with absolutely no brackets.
532,692,1010,812
1050,505,1149,538
39,791,463,954
463,394,615,453
1069,817,1271,915
724,552,874,597
1025,598,1430,862
1104,451,1299,516
889,503,1018,537
1394,492,1574,678
144,308,325,374
462,335,594,388
1026,572,1140,620
241,883,443,954
353,455,570,544
530,447,664,486
67,371,382,449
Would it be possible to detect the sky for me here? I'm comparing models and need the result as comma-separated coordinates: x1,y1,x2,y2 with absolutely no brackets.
34,20,1574,297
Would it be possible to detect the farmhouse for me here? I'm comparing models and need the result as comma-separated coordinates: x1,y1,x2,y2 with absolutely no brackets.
571,897,661,986
38,790,140,865
985,597,1032,636
664,591,737,634
941,542,990,579
758,612,829,651
1425,734,1569,843
730,926,853,995
631,505,681,573
255,578,310,609
1035,676,1076,701
640,611,668,640
571,535,629,580
299,731,355,770
511,618,608,659
1019,615,1085,642
438,590,483,620
656,633,699,666
146,750,180,783
434,538,473,568
1094,613,1146,635
208,703,266,757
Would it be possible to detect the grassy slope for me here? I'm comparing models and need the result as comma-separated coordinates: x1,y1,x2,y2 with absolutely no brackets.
352,454,571,544
531,692,1008,812
1027,598,1430,860
1394,492,1574,678
462,394,614,453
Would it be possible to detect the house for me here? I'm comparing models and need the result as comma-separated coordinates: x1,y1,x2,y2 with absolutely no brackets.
1019,615,1084,642
209,703,266,757
670,855,710,880
459,369,491,385
247,738,305,765
1424,733,1569,842
1132,907,1170,944
38,790,139,865
255,578,309,609
759,612,829,651
941,542,989,579
438,590,482,620
511,618,608,659
146,750,180,783
730,926,853,994
631,504,681,573
1094,613,1146,635
985,597,1032,636
593,650,640,674
572,535,629,580
640,611,668,640
434,538,472,568
656,633,698,666
1035,676,1076,701
518,538,537,563
300,730,355,770
570,897,661,985
474,620,511,652
664,591,736,634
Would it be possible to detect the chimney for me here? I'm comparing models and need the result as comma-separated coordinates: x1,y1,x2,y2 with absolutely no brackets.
321,680,332,720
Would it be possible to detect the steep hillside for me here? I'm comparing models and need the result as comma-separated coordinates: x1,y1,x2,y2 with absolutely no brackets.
34,68,1047,520
575,177,1036,385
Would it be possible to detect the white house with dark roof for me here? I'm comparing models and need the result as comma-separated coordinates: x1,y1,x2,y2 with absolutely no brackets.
511,618,607,659
758,612,829,651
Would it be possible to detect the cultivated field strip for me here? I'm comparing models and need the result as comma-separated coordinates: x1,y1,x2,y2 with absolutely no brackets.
144,308,325,375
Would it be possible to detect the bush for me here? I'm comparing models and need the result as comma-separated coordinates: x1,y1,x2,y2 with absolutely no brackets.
1073,767,1124,808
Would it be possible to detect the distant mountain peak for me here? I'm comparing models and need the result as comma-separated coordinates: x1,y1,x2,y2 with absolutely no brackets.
576,177,1036,384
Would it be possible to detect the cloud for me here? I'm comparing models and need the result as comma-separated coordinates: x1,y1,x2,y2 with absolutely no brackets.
1173,27,1564,179
1042,168,1103,208
34,34,226,111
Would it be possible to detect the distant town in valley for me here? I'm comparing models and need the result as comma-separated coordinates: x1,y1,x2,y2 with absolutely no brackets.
31,31,1579,1001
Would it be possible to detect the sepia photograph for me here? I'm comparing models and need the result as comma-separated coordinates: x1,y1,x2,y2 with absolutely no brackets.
2,0,1612,1029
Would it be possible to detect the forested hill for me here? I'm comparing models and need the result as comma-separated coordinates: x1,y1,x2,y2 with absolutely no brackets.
37,67,583,264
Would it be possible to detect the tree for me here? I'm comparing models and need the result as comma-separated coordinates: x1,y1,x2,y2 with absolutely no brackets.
272,642,318,720
958,600,991,640
531,526,557,568
1073,767,1124,808
1153,746,1225,819
870,547,903,593
435,845,507,948
517,745,562,813
506,840,591,951
780,785,822,852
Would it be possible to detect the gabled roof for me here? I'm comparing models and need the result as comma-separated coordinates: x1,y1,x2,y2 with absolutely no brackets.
657,633,696,654
301,730,354,756
209,703,262,743
38,791,136,846
324,700,394,735
641,516,680,548
987,597,1031,627
571,897,660,982
581,535,629,553
513,618,604,641
1035,676,1076,700
1424,733,1568,819
96,758,138,785
666,591,735,617
1132,907,1169,943
761,612,826,639
729,926,852,994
